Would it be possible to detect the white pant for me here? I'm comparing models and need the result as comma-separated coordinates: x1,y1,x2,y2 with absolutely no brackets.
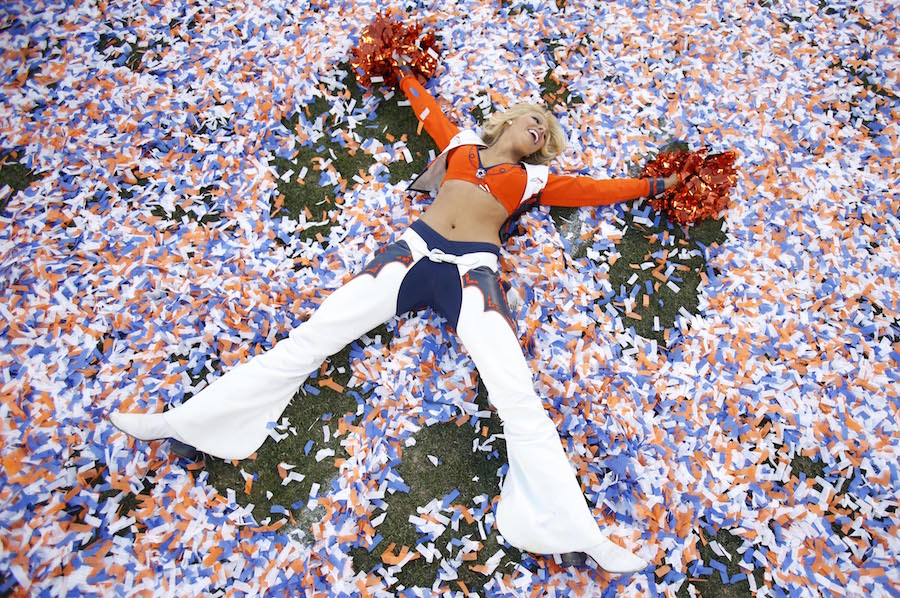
163,221,608,554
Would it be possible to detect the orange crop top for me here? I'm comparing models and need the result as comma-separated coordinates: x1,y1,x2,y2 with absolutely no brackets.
399,75,662,216
444,145,533,215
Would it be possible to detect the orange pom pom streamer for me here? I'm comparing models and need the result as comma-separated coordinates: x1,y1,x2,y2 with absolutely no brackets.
641,149,739,225
351,13,441,89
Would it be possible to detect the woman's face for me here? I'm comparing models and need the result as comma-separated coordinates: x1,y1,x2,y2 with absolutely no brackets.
504,111,548,156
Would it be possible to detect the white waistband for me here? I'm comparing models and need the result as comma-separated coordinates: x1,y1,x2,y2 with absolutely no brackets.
400,228,499,271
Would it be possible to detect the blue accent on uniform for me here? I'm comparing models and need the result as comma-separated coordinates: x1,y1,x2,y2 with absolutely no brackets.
462,266,516,331
356,240,414,278
651,177,665,195
358,221,508,330
499,193,542,242
397,258,464,328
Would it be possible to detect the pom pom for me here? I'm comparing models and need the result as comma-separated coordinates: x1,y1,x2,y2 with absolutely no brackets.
351,13,441,89
641,148,738,225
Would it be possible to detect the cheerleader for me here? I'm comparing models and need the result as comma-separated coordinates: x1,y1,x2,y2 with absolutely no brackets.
111,68,678,574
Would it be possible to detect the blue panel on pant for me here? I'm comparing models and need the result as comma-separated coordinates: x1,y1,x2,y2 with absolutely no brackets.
462,266,515,331
356,240,414,279
397,259,463,328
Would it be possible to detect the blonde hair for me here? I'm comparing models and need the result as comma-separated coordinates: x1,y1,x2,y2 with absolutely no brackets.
481,104,566,165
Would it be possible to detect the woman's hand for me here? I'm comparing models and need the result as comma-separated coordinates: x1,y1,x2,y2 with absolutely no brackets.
663,172,680,190
392,52,414,81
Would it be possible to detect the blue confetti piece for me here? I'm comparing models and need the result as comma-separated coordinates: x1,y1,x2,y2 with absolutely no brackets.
367,534,382,552
442,489,460,508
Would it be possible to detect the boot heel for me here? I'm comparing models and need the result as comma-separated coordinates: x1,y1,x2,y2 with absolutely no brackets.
559,552,586,567
584,537,649,574
170,440,205,464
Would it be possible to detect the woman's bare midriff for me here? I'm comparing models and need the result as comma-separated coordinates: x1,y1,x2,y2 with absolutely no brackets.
418,179,510,246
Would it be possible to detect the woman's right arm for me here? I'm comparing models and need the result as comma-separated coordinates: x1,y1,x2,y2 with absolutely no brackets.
398,75,460,151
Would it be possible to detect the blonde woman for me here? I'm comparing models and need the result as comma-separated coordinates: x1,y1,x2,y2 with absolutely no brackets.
110,70,679,574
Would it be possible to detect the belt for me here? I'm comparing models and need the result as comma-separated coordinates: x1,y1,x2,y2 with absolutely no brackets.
400,229,499,271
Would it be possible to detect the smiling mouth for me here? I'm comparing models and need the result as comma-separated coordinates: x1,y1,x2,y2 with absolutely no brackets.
529,130,541,144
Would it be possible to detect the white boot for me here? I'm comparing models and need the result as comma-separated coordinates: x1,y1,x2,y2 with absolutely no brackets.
109,411,186,443
584,537,649,574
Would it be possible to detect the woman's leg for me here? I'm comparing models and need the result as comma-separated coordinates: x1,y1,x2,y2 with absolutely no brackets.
111,240,419,460
453,268,647,573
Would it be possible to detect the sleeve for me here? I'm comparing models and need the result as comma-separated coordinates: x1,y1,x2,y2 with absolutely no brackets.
538,173,664,207
399,75,460,151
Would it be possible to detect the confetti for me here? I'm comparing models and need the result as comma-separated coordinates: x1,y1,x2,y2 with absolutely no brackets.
0,0,898,596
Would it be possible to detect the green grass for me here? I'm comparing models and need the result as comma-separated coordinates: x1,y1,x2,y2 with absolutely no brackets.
271,63,437,244
198,331,387,528
0,150,42,212
348,388,521,592
668,444,842,597
148,183,222,225
96,21,172,73
603,210,727,344
674,524,766,598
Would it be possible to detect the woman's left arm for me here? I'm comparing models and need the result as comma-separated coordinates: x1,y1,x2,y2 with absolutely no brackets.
539,172,679,207
398,74,460,151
